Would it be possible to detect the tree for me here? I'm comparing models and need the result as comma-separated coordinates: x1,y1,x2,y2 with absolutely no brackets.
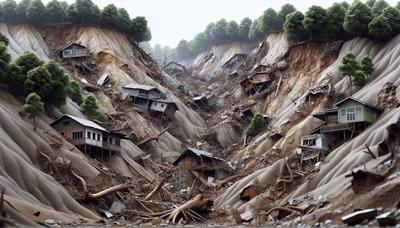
101,4,119,28
248,18,264,40
0,42,10,82
368,15,392,41
278,3,296,22
130,16,150,43
88,4,101,25
2,0,18,22
341,1,350,9
211,19,229,43
176,39,190,59
5,64,24,91
15,51,44,76
226,20,239,41
46,0,66,23
361,55,374,78
74,0,95,24
284,11,306,42
247,113,266,136
128,132,138,144
117,8,131,33
259,8,280,34
371,0,389,16
303,5,329,40
339,52,361,94
326,3,347,40
343,1,373,37
15,0,31,23
44,61,69,108
21,92,44,131
80,95,103,120
381,6,400,35
24,66,52,100
352,70,368,88
0,32,9,46
397,2,400,11
68,81,84,105
26,0,46,25
238,17,252,41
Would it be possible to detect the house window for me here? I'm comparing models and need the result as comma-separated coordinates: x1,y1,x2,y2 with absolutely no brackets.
109,137,113,144
340,108,346,115
356,106,362,113
346,107,356,121
62,121,70,126
92,133,96,140
97,134,100,141
87,131,91,139
161,104,165,108
72,131,83,139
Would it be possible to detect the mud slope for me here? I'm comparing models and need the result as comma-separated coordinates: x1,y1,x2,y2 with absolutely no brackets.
216,34,400,220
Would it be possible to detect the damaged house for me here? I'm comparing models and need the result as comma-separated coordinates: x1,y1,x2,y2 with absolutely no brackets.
51,115,123,158
169,148,231,191
299,97,381,165
221,54,248,70
149,99,179,119
123,83,165,112
240,72,273,95
192,93,217,109
163,62,187,77
60,43,90,59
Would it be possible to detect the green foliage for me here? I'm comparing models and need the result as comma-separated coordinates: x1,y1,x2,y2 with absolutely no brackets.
381,6,400,35
238,17,252,41
117,8,130,33
128,132,138,144
341,1,350,9
339,52,361,77
24,65,52,99
326,3,347,40
361,56,374,76
74,0,95,24
368,14,392,41
303,5,329,39
130,16,151,43
80,95,105,120
247,113,266,136
2,0,17,22
366,0,377,8
0,41,10,82
176,39,190,59
21,92,44,130
259,8,280,34
284,11,305,42
352,70,368,88
248,18,263,40
46,0,66,23
0,32,8,46
26,0,46,25
15,0,30,23
372,0,389,16
15,51,44,76
44,60,69,107
5,63,24,91
278,3,296,21
68,81,84,105
211,19,229,43
343,1,373,36
101,4,119,28
226,20,239,42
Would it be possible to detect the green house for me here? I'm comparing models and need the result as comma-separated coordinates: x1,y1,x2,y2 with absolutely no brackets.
335,98,381,124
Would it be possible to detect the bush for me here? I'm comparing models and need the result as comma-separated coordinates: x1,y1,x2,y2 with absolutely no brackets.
128,132,139,144
247,113,266,136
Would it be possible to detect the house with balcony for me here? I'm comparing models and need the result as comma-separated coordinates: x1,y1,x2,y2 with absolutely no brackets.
60,43,89,59
51,115,123,158
122,84,165,111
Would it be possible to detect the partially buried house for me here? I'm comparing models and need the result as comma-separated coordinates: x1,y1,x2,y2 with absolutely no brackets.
163,61,187,77
169,148,232,191
51,114,123,158
122,83,165,112
60,43,89,59
221,54,248,70
149,99,179,119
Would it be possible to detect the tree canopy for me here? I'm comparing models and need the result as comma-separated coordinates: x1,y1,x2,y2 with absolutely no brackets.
21,92,44,131
343,1,373,36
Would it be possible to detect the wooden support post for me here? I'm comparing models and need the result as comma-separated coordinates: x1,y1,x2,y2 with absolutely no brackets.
275,72,283,98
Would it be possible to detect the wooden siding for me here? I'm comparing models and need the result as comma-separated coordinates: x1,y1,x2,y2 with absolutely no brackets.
337,100,377,124
62,44,89,58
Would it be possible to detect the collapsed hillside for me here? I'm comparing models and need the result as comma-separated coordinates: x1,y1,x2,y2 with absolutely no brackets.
0,21,399,226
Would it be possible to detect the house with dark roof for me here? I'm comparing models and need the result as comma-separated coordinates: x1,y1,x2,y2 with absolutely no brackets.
192,93,217,109
60,43,89,59
149,99,179,119
123,83,165,111
163,61,187,77
51,115,123,158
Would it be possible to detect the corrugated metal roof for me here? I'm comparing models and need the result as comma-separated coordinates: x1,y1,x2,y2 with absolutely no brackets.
52,114,108,132
123,83,159,91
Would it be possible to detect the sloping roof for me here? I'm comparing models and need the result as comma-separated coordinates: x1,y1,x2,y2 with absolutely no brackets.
51,114,108,132
335,97,381,112
123,83,160,92
61,42,87,51
172,147,224,165
163,61,186,69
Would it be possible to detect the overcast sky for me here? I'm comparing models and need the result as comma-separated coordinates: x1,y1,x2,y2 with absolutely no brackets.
43,0,399,47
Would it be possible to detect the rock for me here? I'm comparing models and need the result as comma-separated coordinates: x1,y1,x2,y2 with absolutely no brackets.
110,199,126,214
276,60,288,70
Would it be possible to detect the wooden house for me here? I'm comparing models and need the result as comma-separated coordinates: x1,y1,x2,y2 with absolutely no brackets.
163,62,187,76
123,84,165,111
336,97,381,124
192,93,217,109
222,54,248,69
51,115,122,158
149,99,178,119
61,43,89,59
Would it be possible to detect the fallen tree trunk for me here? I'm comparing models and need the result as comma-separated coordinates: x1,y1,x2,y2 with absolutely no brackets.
137,125,170,148
166,194,208,223
143,177,165,201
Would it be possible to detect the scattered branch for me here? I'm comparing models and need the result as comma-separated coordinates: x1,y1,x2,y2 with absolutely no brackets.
137,125,171,147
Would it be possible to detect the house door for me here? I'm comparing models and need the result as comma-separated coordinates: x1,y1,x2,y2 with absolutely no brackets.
346,108,355,122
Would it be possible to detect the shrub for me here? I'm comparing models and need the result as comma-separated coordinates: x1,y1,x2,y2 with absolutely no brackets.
247,113,266,136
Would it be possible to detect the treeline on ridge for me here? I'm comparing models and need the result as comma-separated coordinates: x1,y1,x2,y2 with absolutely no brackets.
153,0,400,61
0,0,151,43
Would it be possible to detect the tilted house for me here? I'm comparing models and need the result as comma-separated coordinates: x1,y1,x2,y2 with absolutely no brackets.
169,148,231,190
51,115,122,158
122,84,165,111
149,99,179,119
192,93,217,109
221,54,248,69
163,62,187,76
61,43,89,59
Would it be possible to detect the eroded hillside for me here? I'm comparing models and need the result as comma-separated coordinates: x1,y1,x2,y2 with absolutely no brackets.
0,21,399,226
